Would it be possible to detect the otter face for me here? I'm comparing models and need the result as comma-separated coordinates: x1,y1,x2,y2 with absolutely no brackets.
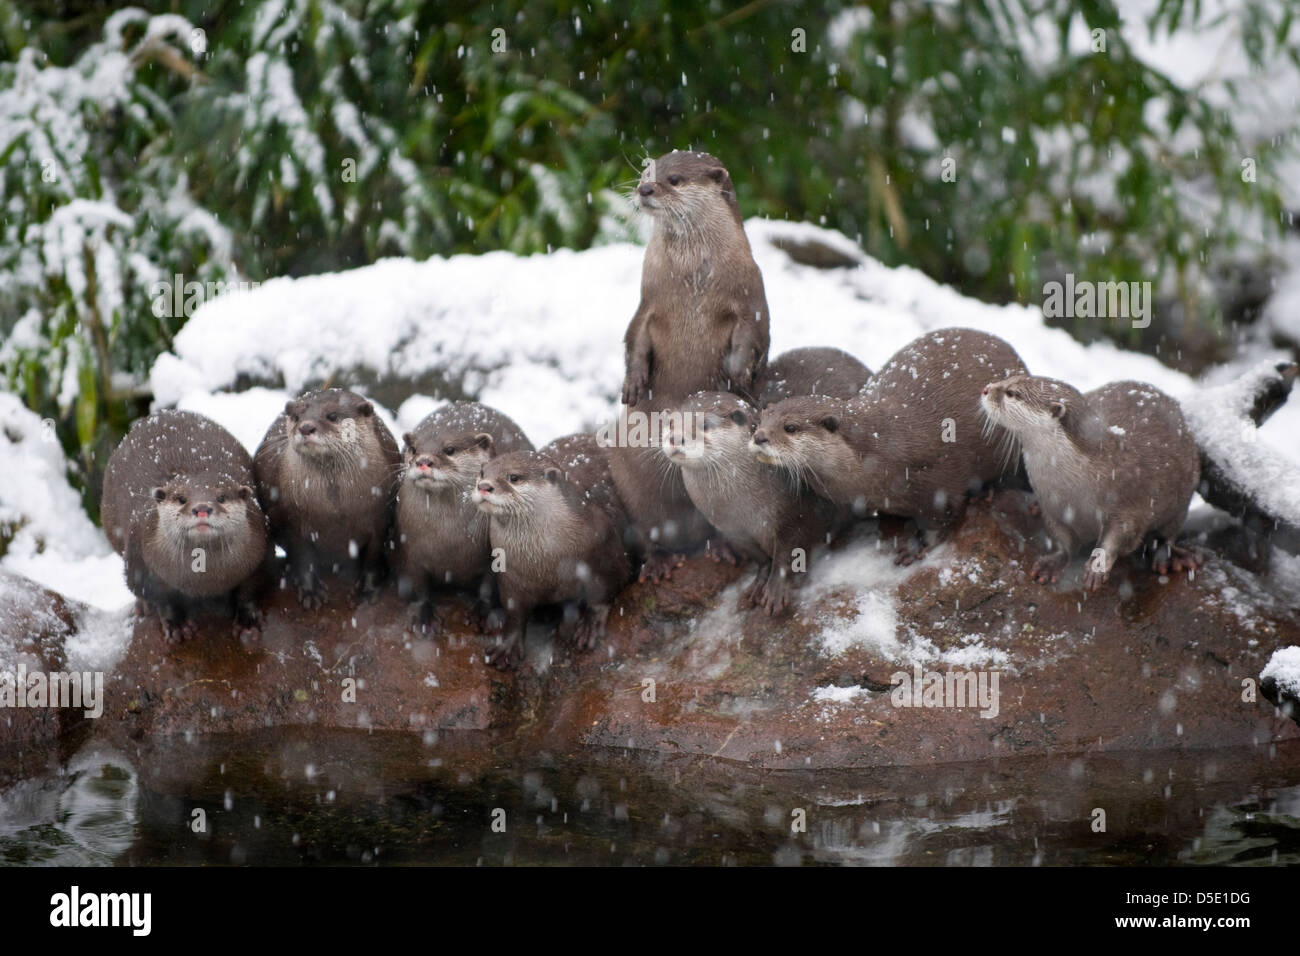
474,452,565,521
404,428,493,491
636,150,738,228
663,392,755,471
151,478,255,544
283,389,375,459
980,375,1076,438
750,397,845,470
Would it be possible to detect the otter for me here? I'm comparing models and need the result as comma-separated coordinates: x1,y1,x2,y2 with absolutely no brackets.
751,329,1027,560
606,149,771,581
254,388,401,607
476,433,631,669
392,402,533,628
980,374,1202,591
101,410,271,643
663,392,836,614
755,347,872,408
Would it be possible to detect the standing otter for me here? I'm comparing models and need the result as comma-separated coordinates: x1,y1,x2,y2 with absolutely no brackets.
663,392,836,614
476,434,631,669
254,388,401,607
980,375,1202,590
101,410,270,643
755,347,872,408
606,149,771,581
393,402,533,628
751,329,1026,560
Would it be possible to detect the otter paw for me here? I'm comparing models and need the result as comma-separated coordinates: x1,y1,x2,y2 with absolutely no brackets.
759,575,791,616
1030,554,1068,585
235,622,262,647
486,635,523,670
1154,544,1203,575
638,551,685,583
572,607,610,652
1081,566,1109,592
621,366,650,407
162,617,198,644
298,585,325,610
706,540,742,565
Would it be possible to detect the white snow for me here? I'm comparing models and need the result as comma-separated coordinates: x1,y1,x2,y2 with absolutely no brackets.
3,217,1299,671
1262,646,1300,699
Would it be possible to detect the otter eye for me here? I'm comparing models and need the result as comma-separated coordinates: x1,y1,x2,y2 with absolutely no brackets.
701,422,711,432
326,412,339,423
176,495,187,505
1006,389,1018,399
443,446,456,456
667,175,682,185
216,494,226,504
783,423,798,434
507,473,521,483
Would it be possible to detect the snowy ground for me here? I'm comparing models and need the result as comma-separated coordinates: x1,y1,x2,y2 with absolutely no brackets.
3,217,1299,673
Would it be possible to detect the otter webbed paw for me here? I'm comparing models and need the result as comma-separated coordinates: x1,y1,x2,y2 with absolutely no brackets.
1152,543,1203,576
622,364,650,407
705,539,742,566
638,550,685,583
161,615,198,644
757,567,792,616
486,632,524,670
572,605,610,652
1030,551,1069,585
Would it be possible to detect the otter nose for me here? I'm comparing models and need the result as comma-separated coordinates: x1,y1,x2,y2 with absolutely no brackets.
298,422,317,436
415,456,434,470
192,503,213,518
982,386,991,396
477,480,494,495
753,430,770,446
638,183,655,197
666,428,683,448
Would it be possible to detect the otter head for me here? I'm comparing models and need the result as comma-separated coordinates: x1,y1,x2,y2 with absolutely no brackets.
637,150,741,233
403,426,494,493
662,392,756,471
980,375,1080,442
474,451,567,523
151,476,256,546
283,389,375,461
751,396,845,469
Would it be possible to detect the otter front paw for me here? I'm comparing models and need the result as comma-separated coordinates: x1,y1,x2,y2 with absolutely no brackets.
638,550,685,583
486,633,523,670
1030,551,1069,585
572,605,610,652
1153,543,1203,576
706,539,742,565
757,569,792,616
161,616,198,643
622,364,650,407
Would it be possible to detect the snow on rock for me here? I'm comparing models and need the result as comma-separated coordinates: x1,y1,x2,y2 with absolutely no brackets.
1261,646,1300,699
0,394,131,611
1180,359,1300,529
151,219,1196,452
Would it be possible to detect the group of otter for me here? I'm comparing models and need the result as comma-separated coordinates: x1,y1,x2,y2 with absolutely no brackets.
101,150,1203,668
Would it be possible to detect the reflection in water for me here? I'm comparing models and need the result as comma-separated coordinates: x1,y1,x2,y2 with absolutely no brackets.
0,746,138,866
0,731,1297,866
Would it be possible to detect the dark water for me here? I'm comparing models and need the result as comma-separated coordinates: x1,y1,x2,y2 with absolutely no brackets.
1,730,1299,866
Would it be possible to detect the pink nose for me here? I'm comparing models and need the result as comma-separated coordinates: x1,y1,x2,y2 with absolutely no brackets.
982,386,989,395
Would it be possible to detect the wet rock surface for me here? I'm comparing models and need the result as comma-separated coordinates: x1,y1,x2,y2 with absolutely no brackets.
3,494,1299,770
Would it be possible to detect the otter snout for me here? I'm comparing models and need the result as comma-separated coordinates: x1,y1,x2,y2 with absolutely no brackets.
752,428,770,446
298,421,317,436
638,183,655,197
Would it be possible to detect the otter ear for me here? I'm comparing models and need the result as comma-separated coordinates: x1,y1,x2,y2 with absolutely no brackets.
820,415,839,433
152,486,167,502
1049,401,1067,420
543,466,562,484
238,485,254,500
729,409,749,427
474,432,494,451
356,401,374,417
284,400,303,418
402,432,415,452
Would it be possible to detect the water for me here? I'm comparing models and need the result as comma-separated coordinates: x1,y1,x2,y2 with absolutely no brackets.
2,730,1299,866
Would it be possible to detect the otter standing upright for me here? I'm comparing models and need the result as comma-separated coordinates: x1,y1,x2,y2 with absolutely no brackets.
607,149,771,580
254,388,401,607
101,410,271,642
